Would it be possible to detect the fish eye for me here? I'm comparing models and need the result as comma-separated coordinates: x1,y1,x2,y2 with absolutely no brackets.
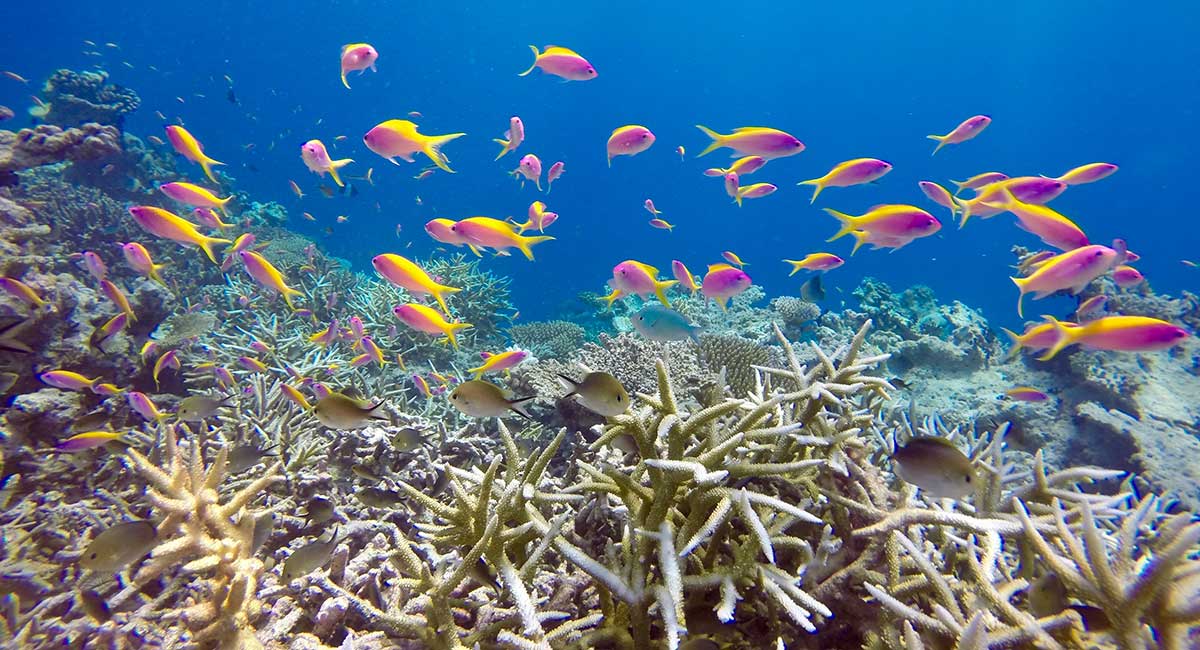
616,395,623,402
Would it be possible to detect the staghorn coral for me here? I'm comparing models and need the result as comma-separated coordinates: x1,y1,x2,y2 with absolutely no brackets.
116,424,283,648
510,319,585,360
40,69,141,129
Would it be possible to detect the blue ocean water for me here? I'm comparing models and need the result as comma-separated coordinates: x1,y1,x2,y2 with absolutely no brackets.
3,2,1196,329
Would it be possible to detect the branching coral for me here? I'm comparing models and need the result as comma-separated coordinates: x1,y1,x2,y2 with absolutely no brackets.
116,424,282,648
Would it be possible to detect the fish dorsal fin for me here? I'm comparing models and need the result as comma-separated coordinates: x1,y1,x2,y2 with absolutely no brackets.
706,263,733,272
733,127,771,132
543,45,579,56
907,435,960,452
481,352,493,359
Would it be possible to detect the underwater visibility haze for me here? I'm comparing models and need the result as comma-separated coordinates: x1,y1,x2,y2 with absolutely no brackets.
1,2,1199,649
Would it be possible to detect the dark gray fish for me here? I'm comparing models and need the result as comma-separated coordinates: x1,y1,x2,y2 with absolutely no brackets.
281,529,339,581
226,443,278,474
449,380,533,419
892,436,975,499
303,496,335,525
356,487,402,508
800,274,825,302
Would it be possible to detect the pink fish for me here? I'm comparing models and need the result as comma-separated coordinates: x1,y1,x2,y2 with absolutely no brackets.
1039,315,1189,361
425,219,470,248
982,187,1088,251
513,154,543,190
927,115,991,155
724,172,740,205
1005,387,1049,402
1002,321,1069,355
1052,163,1118,186
1113,265,1144,288
609,260,677,306
956,177,1068,225
546,161,565,194
918,181,957,221
695,125,804,160
300,139,354,187
1075,295,1107,320
127,391,166,421
412,374,432,398
951,172,1009,195
518,45,597,81
339,43,379,89
671,260,699,294
701,264,752,311
414,169,435,180
644,199,662,215
1010,244,1120,317
736,183,777,202
798,158,892,203
648,218,673,231
40,370,99,391
55,431,123,452
82,251,107,282
193,207,232,230
493,116,525,160
606,125,655,166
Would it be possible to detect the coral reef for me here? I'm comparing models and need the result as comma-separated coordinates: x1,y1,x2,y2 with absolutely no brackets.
510,319,585,360
40,69,141,129
0,124,122,176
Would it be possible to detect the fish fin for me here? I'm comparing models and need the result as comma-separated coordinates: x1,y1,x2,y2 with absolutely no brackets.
1010,276,1028,318
466,244,484,258
432,285,460,315
694,124,724,157
555,374,578,398
507,396,535,420
603,289,621,311
341,69,351,89
518,45,540,76
926,134,947,156
654,280,677,306
999,327,1025,360
200,158,224,184
199,235,234,265
327,159,354,187
423,134,466,173
443,322,473,351
1036,315,1076,361
823,208,858,242
849,231,870,256
952,196,973,228
493,139,512,161
515,234,553,261
798,178,824,203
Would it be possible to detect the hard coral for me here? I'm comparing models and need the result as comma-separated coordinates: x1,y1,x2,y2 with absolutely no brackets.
510,319,585,360
41,69,141,129
0,123,121,174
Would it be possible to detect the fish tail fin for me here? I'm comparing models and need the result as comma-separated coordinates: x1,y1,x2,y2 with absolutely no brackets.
424,134,466,173
1037,315,1077,361
784,260,802,277
433,285,461,314
493,138,511,161
198,235,233,265
555,373,579,398
216,194,234,216
200,158,224,184
849,231,870,256
283,287,303,311
516,234,554,261
149,263,169,288
444,322,473,351
508,395,535,420
926,134,947,156
734,191,743,208
327,158,354,187
341,69,351,89
694,124,724,157
654,280,678,306
603,289,622,311
952,196,973,228
1010,276,1028,318
518,45,540,76
823,208,858,242
1000,327,1025,358
950,180,967,196
798,177,824,203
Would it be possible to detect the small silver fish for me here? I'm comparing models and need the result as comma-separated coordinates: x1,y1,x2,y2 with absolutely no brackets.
79,520,157,572
557,372,629,417
250,511,275,555
281,529,339,581
391,427,427,452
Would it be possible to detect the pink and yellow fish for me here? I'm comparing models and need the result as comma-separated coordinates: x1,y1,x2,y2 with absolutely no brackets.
160,182,233,215
128,206,231,264
493,116,525,160
239,251,302,310
339,43,378,89
301,139,353,187
468,349,529,377
798,158,892,203
671,260,699,294
451,217,554,261
165,125,224,183
371,254,461,314
363,119,465,173
607,125,655,167
1010,244,1120,317
546,161,565,194
927,115,991,155
513,153,543,190
695,125,804,160
703,155,767,178
518,45,597,81
56,431,124,452
1051,163,1118,186
784,253,844,275
1038,315,1189,361
606,260,677,307
702,264,752,311
393,303,472,350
